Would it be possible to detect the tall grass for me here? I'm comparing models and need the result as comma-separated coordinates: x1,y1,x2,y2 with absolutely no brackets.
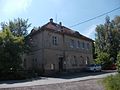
103,74,120,90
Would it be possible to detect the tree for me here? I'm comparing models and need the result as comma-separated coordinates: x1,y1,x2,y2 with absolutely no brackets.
1,18,31,36
95,24,106,53
95,16,120,65
0,18,31,79
0,27,25,71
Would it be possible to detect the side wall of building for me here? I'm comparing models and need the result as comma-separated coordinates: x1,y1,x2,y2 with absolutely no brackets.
23,32,44,73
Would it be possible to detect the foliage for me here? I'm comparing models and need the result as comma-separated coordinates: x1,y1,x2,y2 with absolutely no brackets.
0,18,31,80
116,52,120,73
0,27,24,77
95,16,120,65
1,18,31,36
95,52,110,65
103,74,120,90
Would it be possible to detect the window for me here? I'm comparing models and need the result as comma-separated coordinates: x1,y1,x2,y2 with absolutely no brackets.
35,58,37,63
87,43,90,49
82,42,85,49
77,41,81,48
70,39,74,48
32,58,37,67
86,57,89,65
52,36,58,45
51,64,55,70
80,56,84,65
73,56,77,66
23,59,27,68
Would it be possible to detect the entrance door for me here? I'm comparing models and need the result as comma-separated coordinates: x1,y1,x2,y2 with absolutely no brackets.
59,57,64,72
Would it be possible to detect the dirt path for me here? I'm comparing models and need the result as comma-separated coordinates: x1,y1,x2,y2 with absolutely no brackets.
0,79,104,90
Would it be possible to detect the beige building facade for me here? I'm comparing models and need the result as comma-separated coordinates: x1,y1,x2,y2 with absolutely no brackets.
24,19,93,74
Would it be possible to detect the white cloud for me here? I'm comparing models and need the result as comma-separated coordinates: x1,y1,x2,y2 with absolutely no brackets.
84,25,97,38
1,0,32,16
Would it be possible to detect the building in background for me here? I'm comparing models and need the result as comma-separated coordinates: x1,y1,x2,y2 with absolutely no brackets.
23,18,93,74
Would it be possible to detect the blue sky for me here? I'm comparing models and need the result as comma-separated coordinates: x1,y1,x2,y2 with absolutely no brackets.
0,0,120,39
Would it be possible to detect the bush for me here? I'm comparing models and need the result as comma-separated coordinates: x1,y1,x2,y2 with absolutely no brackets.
103,74,120,90
95,52,110,64
0,70,27,80
95,52,112,69
116,52,120,73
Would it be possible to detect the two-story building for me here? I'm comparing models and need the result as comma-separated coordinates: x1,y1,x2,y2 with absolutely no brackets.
23,18,93,74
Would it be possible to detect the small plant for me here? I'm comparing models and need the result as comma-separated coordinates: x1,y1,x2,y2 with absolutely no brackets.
103,74,120,90
116,52,120,73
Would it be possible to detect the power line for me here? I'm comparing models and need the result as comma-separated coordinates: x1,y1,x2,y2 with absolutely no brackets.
70,6,120,27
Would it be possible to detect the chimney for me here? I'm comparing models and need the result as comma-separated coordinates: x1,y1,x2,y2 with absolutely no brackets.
50,18,53,23
59,22,62,26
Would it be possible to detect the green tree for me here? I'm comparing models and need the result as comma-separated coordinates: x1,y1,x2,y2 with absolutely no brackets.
0,18,31,79
1,18,31,36
0,27,25,78
95,16,120,65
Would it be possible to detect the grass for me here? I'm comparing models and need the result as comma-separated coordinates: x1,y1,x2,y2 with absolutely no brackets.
103,73,120,90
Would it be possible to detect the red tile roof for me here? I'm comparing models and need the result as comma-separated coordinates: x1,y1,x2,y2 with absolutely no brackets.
29,20,94,42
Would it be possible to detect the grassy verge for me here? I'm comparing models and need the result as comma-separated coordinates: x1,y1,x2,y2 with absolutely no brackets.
103,73,120,90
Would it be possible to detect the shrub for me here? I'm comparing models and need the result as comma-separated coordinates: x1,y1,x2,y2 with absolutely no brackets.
116,52,120,73
103,74,120,90
95,52,109,64
95,52,111,68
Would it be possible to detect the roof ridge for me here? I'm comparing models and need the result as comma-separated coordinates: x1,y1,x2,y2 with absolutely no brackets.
29,20,94,42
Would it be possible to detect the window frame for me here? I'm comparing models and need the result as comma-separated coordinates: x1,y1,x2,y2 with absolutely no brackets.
52,36,58,46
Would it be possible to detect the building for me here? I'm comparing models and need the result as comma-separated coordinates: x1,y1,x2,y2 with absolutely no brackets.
23,18,93,74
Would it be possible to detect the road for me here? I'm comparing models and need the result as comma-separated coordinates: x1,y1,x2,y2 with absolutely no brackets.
0,70,117,89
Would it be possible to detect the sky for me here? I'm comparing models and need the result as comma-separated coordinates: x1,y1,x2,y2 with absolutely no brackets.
0,0,120,39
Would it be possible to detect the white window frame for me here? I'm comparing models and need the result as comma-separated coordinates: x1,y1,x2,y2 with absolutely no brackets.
52,36,58,46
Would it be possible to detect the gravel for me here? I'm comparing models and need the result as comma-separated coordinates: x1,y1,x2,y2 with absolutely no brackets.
0,79,104,90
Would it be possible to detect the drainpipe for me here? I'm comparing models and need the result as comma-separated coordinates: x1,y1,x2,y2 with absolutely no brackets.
42,30,45,73
63,33,66,72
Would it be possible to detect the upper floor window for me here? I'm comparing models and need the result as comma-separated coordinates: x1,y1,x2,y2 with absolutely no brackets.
77,41,81,48
52,36,58,45
87,43,90,49
82,42,85,49
70,39,75,48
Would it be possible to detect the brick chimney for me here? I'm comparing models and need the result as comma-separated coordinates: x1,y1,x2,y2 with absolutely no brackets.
59,22,62,26
50,18,53,23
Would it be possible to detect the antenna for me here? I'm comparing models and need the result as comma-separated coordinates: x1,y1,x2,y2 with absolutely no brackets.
55,14,58,23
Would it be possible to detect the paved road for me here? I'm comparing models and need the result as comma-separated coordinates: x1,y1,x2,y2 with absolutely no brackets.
0,70,117,89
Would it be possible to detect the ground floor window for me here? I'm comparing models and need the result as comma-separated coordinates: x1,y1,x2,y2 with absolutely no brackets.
86,57,89,65
32,58,38,68
80,56,84,65
24,59,27,68
50,64,55,70
73,56,77,66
